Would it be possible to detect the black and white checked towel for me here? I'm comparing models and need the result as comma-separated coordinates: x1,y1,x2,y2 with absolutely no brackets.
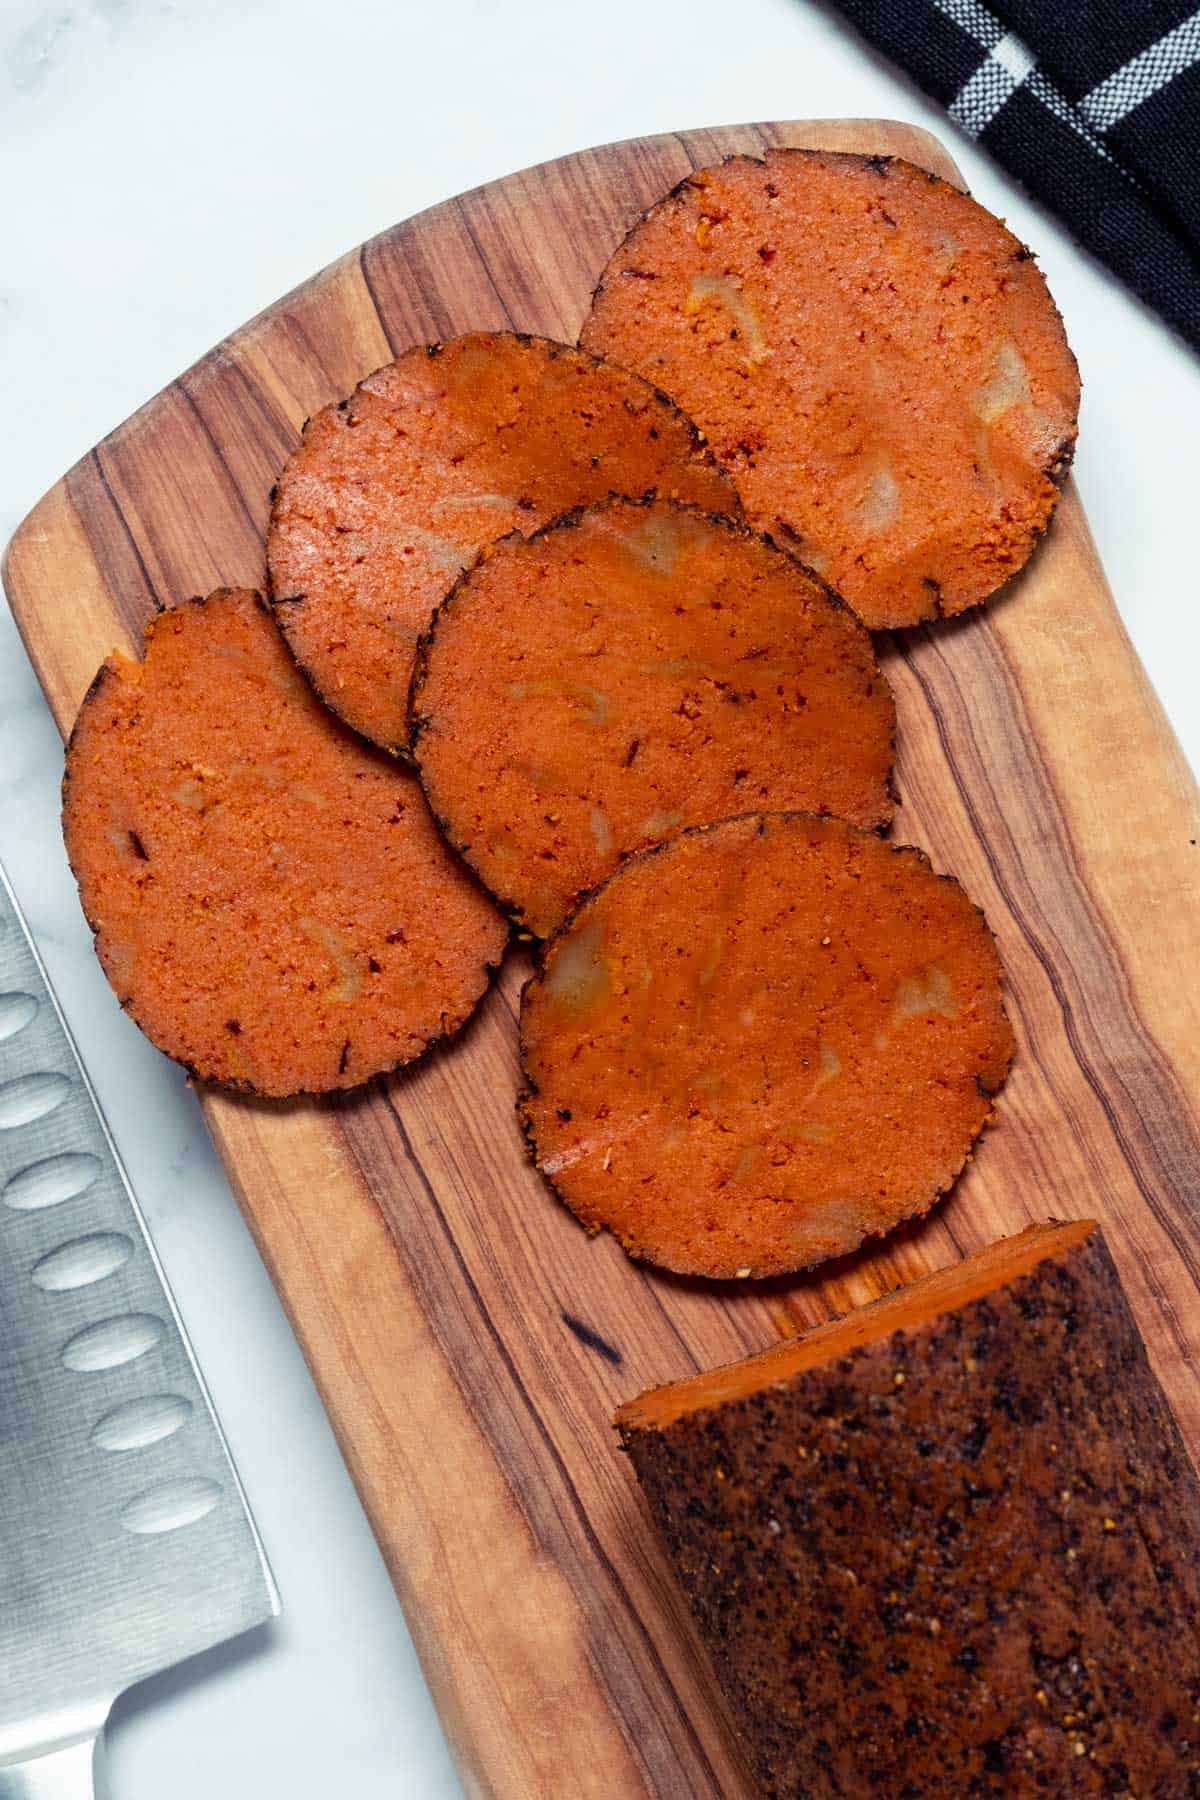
829,0,1200,349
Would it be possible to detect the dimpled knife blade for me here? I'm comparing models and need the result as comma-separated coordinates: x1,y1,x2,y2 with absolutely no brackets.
0,863,278,1791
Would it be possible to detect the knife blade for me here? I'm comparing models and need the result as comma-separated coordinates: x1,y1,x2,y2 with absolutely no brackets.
0,862,278,1795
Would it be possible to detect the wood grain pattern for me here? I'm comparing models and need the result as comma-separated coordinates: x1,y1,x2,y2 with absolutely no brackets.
6,118,1200,1797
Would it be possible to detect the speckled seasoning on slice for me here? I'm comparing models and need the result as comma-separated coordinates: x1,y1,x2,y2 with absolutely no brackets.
519,812,1013,1278
617,1219,1200,1799
581,148,1080,629
266,330,738,753
62,589,508,1096
410,497,895,937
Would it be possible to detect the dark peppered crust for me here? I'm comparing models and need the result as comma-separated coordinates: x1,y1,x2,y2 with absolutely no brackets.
619,1224,1200,1798
582,147,1081,626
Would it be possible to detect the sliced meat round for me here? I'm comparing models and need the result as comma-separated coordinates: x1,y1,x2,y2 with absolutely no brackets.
266,331,739,752
411,498,895,936
581,148,1080,629
63,589,508,1096
520,812,1013,1278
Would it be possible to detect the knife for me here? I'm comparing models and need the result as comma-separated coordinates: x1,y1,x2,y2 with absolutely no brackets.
0,862,279,1796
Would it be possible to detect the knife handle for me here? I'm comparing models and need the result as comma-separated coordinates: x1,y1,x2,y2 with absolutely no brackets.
0,1736,101,1800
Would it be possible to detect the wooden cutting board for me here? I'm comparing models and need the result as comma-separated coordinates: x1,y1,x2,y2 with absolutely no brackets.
7,117,1200,1798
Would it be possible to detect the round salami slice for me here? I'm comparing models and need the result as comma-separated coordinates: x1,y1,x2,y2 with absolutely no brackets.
63,589,507,1096
520,811,1013,1277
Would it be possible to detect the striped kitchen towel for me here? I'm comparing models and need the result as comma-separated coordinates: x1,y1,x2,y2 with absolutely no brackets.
830,0,1200,349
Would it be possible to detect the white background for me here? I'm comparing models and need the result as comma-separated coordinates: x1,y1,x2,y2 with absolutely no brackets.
2,2,1198,1793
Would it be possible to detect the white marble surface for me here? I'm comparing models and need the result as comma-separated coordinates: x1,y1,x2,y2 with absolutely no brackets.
1,0,1198,1792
